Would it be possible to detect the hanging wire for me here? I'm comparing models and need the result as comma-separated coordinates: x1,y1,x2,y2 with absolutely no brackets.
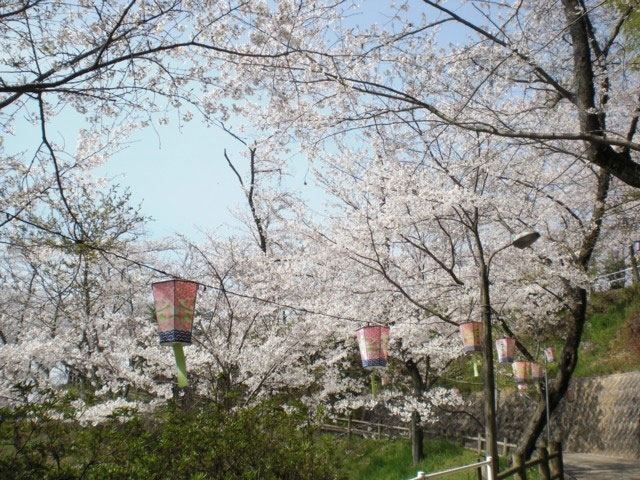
0,209,374,325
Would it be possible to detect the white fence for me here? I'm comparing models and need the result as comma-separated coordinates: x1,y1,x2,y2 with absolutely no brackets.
591,268,633,292
408,457,493,480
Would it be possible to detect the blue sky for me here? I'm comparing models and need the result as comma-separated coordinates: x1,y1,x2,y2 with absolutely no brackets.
5,1,477,242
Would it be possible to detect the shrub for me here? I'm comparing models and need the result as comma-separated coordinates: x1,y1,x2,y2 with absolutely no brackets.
0,395,344,480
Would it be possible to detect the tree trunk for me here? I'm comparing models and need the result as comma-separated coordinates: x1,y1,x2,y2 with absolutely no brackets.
517,170,610,459
405,359,425,465
411,410,424,466
516,286,587,459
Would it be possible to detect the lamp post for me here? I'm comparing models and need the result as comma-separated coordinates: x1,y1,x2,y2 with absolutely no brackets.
542,346,556,445
478,231,539,479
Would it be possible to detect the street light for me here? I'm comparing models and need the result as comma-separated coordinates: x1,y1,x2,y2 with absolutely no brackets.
479,230,540,479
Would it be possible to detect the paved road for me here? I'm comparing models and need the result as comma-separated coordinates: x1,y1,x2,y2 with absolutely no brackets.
564,453,640,480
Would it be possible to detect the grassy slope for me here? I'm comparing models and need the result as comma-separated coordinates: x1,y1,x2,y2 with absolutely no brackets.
337,436,530,480
573,285,640,377
337,437,485,480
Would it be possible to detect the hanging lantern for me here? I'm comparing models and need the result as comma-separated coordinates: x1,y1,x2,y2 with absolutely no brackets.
495,338,515,363
530,363,544,381
152,279,199,387
544,346,556,363
459,322,482,353
451,387,460,396
517,383,528,392
512,361,530,383
356,325,390,368
634,241,640,253
152,279,199,344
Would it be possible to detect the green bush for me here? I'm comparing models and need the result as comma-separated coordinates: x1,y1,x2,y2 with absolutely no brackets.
0,394,344,480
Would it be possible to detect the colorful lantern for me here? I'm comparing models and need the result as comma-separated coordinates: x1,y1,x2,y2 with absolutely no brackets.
544,346,556,363
530,363,544,381
517,383,528,392
356,325,390,368
495,338,515,363
451,387,460,396
512,361,530,383
152,279,199,387
459,322,482,353
634,241,640,253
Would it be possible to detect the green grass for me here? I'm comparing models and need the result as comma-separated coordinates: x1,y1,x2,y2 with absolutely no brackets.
573,286,640,377
335,436,508,480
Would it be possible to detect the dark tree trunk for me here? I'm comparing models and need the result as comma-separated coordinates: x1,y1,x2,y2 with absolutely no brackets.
517,170,610,459
411,410,424,466
406,359,425,465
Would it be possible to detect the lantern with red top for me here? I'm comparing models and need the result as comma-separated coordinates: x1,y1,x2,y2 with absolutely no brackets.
517,384,528,392
495,338,515,363
459,322,482,353
512,361,530,383
356,325,390,368
152,279,200,387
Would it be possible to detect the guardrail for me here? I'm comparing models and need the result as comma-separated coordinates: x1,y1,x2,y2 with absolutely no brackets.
498,442,564,480
409,457,492,480
592,268,632,292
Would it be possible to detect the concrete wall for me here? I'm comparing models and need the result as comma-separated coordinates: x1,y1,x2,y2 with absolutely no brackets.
435,371,640,459
554,371,640,458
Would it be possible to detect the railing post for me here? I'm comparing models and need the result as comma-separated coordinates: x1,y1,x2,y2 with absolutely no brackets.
477,433,482,454
485,455,495,480
416,471,425,479
377,423,381,438
512,453,527,480
537,446,551,480
503,437,508,457
347,415,352,439
550,441,564,480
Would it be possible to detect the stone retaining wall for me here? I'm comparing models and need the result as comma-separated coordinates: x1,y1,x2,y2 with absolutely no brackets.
435,371,640,459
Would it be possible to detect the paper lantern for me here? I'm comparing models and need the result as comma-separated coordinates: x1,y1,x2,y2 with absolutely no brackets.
544,346,556,363
356,325,390,368
151,279,199,388
459,322,482,353
495,338,515,363
152,279,199,345
451,387,460,395
530,363,544,381
512,361,530,383
517,384,528,392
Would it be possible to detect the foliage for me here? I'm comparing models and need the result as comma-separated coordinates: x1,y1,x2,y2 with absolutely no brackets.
0,396,344,480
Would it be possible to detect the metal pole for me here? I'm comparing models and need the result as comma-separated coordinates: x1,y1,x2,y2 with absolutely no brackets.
479,264,499,478
544,361,551,445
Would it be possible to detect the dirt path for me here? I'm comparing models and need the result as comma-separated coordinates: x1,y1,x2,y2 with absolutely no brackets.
564,453,640,480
